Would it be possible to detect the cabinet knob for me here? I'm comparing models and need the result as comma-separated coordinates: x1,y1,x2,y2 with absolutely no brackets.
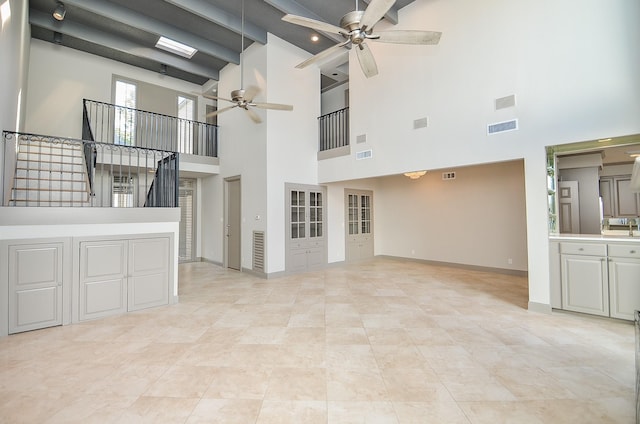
631,250,636,254
578,248,584,251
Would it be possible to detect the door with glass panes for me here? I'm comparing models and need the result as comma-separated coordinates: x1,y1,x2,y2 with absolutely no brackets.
345,190,374,262
286,184,327,272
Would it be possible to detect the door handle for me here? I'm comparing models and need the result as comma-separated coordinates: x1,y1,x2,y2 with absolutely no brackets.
226,224,230,237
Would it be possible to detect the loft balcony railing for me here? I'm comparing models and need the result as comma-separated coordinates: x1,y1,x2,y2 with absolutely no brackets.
319,107,349,152
83,99,218,157
1,131,178,207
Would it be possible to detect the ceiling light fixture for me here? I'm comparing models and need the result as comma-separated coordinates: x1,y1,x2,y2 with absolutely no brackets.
404,171,427,180
155,36,197,58
598,138,612,143
310,34,320,42
53,2,66,21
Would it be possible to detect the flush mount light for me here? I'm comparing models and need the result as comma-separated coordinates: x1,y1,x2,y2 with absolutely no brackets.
404,171,427,179
53,2,66,21
155,36,197,58
311,34,320,42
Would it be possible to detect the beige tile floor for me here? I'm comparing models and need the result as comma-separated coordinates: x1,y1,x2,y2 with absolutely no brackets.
0,258,636,423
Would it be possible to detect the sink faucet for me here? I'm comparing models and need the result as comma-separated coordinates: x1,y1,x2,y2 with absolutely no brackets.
630,218,637,236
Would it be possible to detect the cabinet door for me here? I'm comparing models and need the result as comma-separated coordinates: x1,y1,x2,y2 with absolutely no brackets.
561,254,609,316
8,242,64,333
128,237,169,311
608,257,640,320
79,240,127,321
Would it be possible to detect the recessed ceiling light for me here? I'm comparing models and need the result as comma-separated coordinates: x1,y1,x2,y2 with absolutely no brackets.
311,34,320,42
598,138,612,143
155,36,197,58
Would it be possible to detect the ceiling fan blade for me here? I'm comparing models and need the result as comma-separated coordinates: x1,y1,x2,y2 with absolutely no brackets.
356,42,378,78
282,14,345,35
243,85,261,102
201,93,233,103
375,30,442,45
252,102,293,111
360,0,396,30
296,40,351,69
245,107,262,124
205,104,236,118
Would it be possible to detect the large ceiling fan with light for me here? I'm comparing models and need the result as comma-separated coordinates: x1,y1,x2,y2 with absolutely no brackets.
204,0,293,124
282,0,442,78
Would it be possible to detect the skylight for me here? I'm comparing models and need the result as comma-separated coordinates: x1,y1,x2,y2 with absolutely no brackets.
155,36,197,59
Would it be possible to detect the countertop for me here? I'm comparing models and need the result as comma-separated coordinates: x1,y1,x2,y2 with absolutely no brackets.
549,233,640,242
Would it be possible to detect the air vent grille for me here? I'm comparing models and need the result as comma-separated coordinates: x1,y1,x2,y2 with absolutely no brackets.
487,119,518,135
356,150,372,160
253,231,265,272
442,172,456,180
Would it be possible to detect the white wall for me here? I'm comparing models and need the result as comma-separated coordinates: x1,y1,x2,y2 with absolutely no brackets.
318,0,640,309
265,34,320,273
321,83,348,115
25,40,207,139
211,42,268,270
0,0,29,133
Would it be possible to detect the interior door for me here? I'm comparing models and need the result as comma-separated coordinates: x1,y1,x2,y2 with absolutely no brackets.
558,181,580,234
226,177,241,271
345,190,374,262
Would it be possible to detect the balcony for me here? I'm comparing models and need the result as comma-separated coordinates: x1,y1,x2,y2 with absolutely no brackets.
83,99,218,157
318,107,349,159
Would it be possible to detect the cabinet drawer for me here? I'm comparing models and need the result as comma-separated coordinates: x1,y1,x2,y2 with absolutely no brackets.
560,242,607,256
608,243,640,259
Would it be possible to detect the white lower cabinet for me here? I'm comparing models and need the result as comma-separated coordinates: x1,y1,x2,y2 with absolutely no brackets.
79,237,170,321
558,241,640,321
607,244,640,321
560,243,609,317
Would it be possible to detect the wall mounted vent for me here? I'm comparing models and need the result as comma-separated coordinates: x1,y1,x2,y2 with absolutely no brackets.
487,119,518,135
495,94,516,110
356,134,367,144
413,117,428,129
442,171,456,180
252,231,265,272
356,150,372,160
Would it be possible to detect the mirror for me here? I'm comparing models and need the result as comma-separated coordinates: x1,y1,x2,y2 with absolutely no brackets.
547,134,640,235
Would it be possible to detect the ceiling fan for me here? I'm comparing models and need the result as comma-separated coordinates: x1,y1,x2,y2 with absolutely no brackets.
282,0,442,78
204,0,293,124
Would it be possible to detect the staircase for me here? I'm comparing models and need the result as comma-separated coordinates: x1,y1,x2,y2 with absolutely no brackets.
10,139,91,206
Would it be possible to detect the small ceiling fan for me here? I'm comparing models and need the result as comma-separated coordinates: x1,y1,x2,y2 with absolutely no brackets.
204,0,293,124
282,0,442,78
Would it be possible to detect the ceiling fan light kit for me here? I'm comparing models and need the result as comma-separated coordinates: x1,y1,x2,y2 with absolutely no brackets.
282,0,442,78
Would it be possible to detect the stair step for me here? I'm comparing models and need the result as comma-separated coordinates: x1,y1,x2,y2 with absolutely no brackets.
9,200,91,207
